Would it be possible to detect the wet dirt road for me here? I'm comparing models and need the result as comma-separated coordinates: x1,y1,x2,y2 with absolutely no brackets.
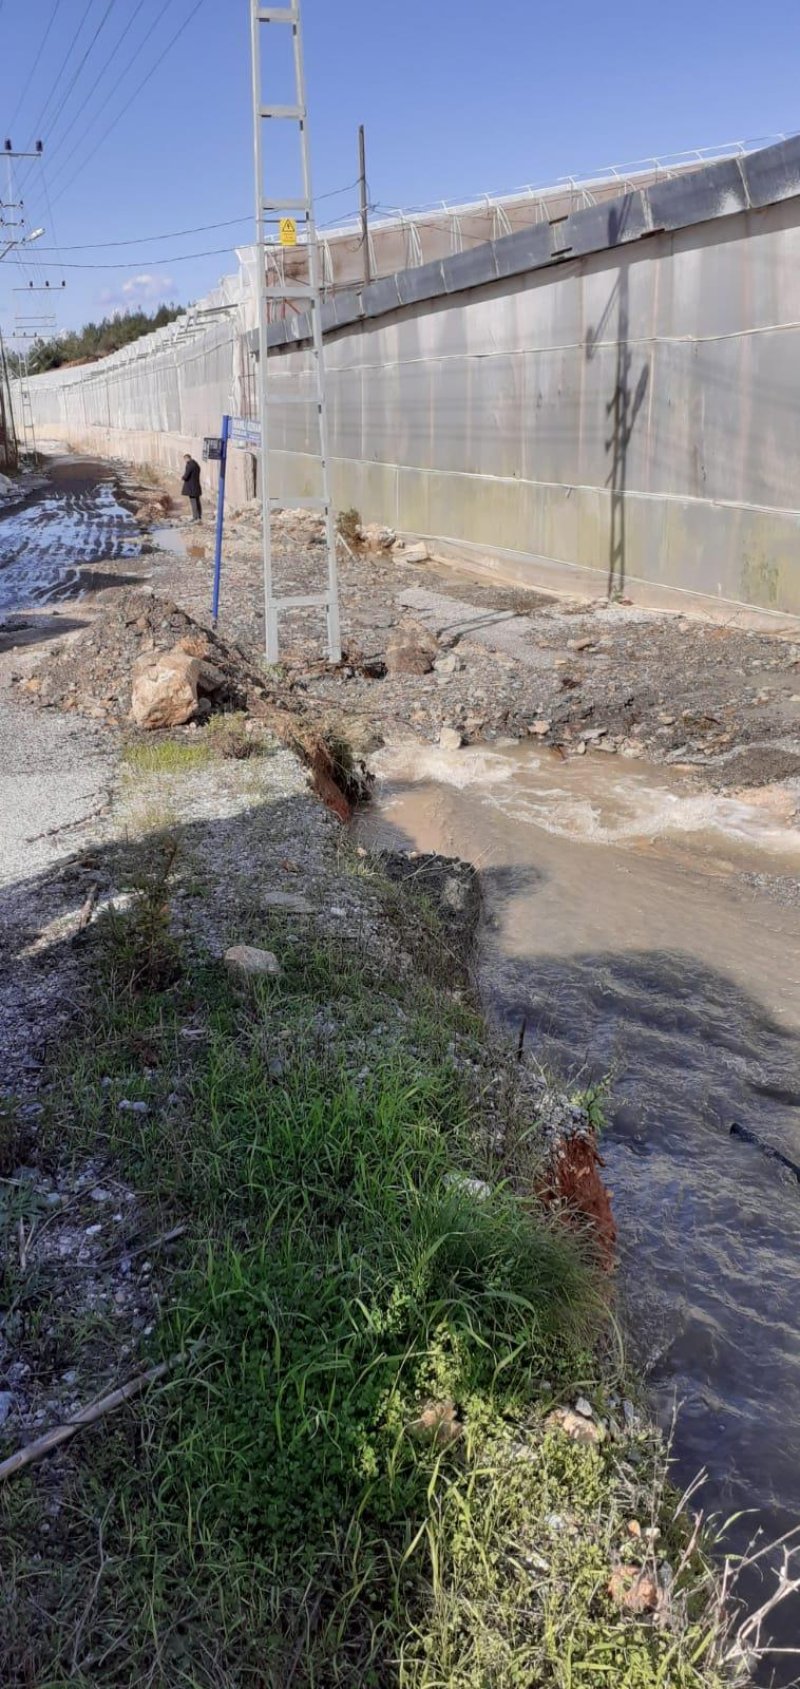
0,456,141,617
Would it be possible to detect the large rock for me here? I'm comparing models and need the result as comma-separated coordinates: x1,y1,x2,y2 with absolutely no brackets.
385,618,437,676
129,647,201,729
224,944,281,981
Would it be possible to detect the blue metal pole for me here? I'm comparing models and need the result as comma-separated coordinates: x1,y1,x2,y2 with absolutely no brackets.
211,413,230,627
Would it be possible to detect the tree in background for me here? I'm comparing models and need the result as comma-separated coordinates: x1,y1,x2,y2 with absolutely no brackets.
9,304,185,375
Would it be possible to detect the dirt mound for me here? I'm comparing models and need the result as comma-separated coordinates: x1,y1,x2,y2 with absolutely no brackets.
17,590,367,822
18,591,271,725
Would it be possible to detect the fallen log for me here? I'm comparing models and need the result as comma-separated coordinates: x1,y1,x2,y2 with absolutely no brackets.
730,1122,800,1183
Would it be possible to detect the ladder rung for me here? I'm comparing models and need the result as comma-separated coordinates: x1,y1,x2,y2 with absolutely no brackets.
261,103,304,120
274,593,330,610
258,6,298,19
263,199,310,213
270,496,329,510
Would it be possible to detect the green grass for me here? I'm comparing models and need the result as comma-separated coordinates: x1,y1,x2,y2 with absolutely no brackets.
122,737,212,775
0,863,738,1687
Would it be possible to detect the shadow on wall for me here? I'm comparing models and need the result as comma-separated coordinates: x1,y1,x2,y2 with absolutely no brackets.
586,206,650,598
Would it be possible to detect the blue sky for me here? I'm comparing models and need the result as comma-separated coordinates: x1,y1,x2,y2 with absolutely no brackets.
1,0,798,338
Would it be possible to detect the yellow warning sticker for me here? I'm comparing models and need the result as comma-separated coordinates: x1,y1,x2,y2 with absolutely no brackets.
279,217,297,247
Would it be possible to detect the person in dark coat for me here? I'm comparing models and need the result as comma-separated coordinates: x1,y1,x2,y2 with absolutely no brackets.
181,454,202,523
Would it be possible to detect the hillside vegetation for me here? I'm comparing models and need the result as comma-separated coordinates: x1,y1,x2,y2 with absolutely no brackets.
18,304,184,374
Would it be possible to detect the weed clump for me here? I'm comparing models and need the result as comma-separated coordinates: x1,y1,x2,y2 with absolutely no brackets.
336,505,362,547
99,832,182,994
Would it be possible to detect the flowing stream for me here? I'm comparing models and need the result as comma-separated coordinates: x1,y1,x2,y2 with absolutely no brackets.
357,740,800,1676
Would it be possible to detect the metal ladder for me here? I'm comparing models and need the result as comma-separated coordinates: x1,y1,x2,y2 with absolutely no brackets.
249,0,341,663
18,356,37,463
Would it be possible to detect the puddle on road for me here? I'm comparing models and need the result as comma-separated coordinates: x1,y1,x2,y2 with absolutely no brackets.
150,524,187,557
0,458,140,616
357,740,800,1672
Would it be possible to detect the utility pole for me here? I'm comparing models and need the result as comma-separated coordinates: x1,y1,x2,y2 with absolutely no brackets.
0,326,18,471
358,124,371,286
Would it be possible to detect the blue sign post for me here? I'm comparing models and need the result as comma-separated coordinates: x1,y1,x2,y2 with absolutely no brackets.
210,412,230,628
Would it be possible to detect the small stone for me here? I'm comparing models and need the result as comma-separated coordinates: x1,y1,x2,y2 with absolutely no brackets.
403,542,430,565
118,1099,148,1115
627,1519,642,1538
574,1397,593,1419
438,726,463,751
568,637,595,652
445,1172,491,1200
85,1223,103,1237
224,944,281,980
657,713,676,726
546,1406,605,1445
262,891,313,914
385,618,437,676
529,719,552,737
580,726,607,742
608,1566,659,1614
434,651,461,676
410,1399,462,1447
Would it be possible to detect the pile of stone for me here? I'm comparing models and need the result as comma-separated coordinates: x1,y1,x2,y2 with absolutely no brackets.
18,590,274,728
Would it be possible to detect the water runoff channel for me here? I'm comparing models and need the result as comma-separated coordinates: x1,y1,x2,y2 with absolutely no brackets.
357,736,800,1676
0,454,141,619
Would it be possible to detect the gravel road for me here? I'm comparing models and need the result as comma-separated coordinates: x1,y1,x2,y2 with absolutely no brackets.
0,645,115,1098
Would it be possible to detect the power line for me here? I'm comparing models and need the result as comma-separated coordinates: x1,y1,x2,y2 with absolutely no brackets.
48,0,207,207
38,0,120,155
20,0,97,160
42,0,147,174
45,0,184,202
7,243,237,270
31,217,252,253
8,0,65,136
26,184,361,252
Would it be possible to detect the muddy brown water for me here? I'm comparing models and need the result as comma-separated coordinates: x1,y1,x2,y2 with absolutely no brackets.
357,742,800,1678
0,456,140,616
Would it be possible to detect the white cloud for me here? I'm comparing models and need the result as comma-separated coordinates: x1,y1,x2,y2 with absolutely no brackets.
96,273,175,313
120,272,175,300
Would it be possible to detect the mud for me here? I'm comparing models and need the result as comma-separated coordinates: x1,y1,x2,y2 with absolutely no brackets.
0,456,143,617
148,499,800,800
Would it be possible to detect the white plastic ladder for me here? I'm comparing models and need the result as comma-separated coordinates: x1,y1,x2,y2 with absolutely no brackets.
249,0,341,663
